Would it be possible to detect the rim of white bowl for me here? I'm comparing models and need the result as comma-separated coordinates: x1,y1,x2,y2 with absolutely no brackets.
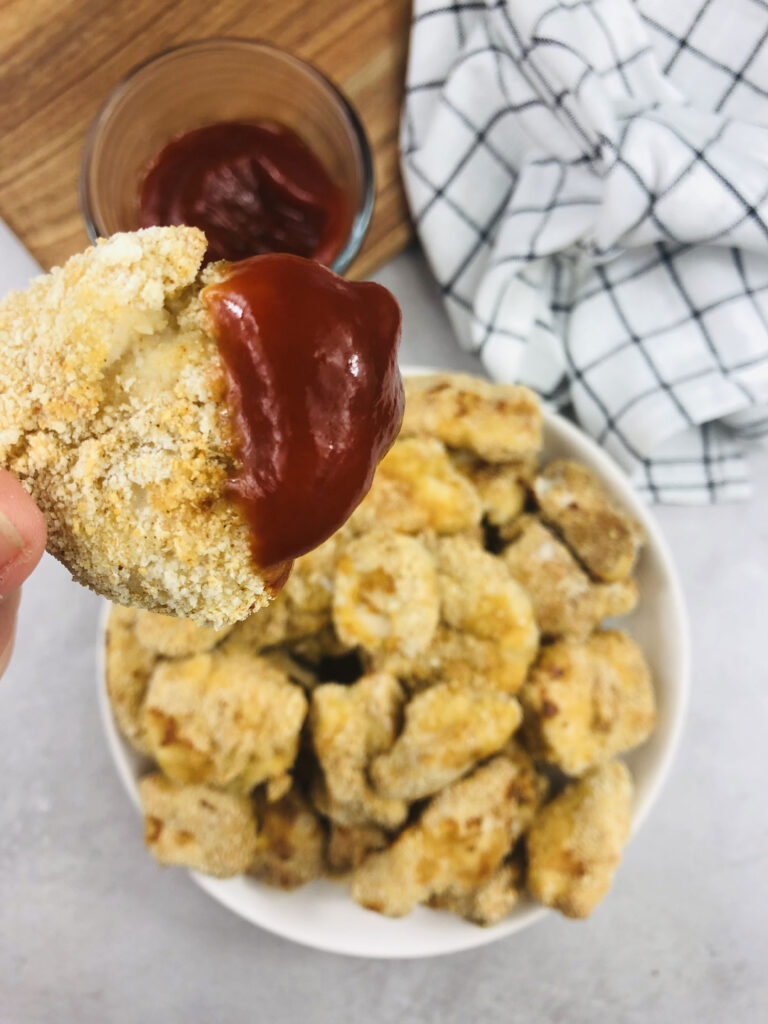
96,366,690,958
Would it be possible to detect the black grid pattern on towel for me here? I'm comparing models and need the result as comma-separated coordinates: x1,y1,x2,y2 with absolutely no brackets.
402,0,768,503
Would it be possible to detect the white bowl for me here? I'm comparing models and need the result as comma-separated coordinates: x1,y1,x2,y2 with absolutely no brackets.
97,369,690,959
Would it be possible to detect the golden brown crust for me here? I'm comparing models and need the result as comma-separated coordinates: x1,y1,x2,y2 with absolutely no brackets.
370,681,522,800
141,647,307,793
325,823,390,875
138,773,258,878
349,437,482,535
249,789,325,890
350,750,544,917
526,761,632,918
309,672,408,829
105,605,157,755
0,227,269,626
401,374,542,462
520,631,656,775
533,460,644,582
429,860,523,925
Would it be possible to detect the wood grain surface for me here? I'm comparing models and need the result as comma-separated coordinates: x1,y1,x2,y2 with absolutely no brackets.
0,0,414,277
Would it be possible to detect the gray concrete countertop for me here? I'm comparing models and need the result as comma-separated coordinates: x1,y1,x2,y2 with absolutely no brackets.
1,248,766,1023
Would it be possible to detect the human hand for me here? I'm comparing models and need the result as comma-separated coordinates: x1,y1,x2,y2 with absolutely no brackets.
0,470,46,677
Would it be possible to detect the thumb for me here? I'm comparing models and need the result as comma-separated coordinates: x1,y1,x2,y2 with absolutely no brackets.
0,470,47,595
0,471,46,673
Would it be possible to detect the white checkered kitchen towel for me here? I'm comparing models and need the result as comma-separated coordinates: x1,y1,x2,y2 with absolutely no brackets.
402,0,768,502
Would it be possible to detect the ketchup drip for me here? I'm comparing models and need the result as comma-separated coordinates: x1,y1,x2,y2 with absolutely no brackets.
202,254,403,569
139,121,349,265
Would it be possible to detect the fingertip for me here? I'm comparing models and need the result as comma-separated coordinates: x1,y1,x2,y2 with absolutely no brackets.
0,470,46,592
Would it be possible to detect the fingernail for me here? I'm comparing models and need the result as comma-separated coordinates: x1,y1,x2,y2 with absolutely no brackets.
0,510,24,569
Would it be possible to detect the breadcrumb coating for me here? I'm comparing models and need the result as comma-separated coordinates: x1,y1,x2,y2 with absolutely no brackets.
249,789,325,890
526,761,632,918
451,451,529,528
325,823,390,875
141,647,307,792
139,773,258,878
349,437,482,535
402,374,542,462
503,517,638,638
133,609,233,657
105,605,156,755
333,531,439,658
309,672,408,829
350,750,544,917
533,460,644,582
520,631,656,775
429,860,523,925
0,226,272,626
370,681,522,800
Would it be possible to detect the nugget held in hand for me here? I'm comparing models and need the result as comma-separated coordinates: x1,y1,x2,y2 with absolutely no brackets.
526,761,632,918
0,227,403,625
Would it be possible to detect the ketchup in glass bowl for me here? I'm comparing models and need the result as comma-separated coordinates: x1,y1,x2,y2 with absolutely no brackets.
81,39,374,275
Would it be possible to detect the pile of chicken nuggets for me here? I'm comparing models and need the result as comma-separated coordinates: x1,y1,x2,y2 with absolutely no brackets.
105,373,656,924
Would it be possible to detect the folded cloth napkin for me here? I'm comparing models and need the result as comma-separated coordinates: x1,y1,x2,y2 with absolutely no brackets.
402,0,768,502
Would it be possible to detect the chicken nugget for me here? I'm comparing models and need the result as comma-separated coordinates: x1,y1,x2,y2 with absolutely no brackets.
309,672,407,829
133,609,233,657
526,760,632,918
349,437,482,535
105,605,157,755
333,531,439,658
435,535,539,693
429,859,523,925
139,773,258,878
142,647,307,792
533,461,644,581
249,788,325,890
402,374,542,463
371,682,522,800
503,517,635,639
325,823,390,874
451,451,530,528
0,227,402,625
350,749,544,917
520,631,656,775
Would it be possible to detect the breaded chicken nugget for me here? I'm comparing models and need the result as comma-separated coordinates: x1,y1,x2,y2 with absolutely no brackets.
249,789,325,890
533,461,644,581
105,605,156,754
310,672,408,829
333,531,439,658
370,681,522,800
139,773,258,878
402,374,542,463
526,761,632,918
349,437,482,535
521,631,656,775
450,451,529,528
133,609,233,657
142,648,307,792
0,227,270,626
503,517,638,638
429,859,523,926
350,749,544,917
325,823,390,875
435,535,538,693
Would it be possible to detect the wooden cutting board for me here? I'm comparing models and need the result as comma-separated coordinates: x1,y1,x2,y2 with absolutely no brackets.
0,0,414,278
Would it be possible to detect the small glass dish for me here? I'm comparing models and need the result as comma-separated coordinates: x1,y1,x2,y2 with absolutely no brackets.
80,38,374,275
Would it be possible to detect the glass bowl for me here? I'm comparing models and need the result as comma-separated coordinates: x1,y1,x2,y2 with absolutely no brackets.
80,38,374,275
